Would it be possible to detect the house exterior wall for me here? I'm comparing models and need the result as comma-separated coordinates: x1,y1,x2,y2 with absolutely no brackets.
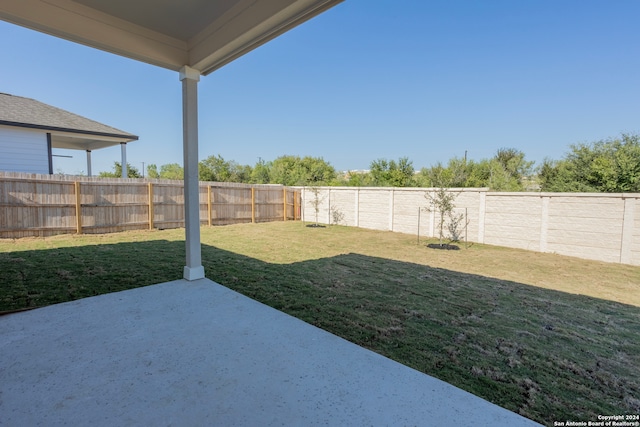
0,126,49,174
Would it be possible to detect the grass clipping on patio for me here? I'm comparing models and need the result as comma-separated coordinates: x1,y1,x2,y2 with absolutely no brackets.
1,221,639,424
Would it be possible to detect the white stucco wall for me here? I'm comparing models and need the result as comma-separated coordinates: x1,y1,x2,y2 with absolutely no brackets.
0,126,49,174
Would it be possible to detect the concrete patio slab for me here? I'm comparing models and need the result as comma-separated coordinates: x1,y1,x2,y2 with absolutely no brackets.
1,279,541,426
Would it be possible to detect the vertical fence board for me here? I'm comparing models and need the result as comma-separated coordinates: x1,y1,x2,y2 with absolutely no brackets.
75,181,82,234
148,183,154,230
3,172,638,266
0,173,299,238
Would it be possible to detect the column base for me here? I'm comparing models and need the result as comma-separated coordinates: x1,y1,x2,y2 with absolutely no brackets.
183,265,205,281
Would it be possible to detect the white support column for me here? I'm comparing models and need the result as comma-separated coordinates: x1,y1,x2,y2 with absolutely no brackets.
46,133,53,175
86,150,92,177
120,143,127,178
180,65,205,281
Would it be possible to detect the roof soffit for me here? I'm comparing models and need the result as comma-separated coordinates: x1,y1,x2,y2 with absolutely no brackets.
50,132,133,151
190,0,341,74
0,0,343,74
0,0,188,70
73,0,239,41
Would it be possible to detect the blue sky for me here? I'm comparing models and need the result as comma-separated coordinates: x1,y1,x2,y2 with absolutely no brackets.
1,0,639,175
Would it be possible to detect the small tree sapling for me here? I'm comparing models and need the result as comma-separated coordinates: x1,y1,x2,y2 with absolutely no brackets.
307,187,326,227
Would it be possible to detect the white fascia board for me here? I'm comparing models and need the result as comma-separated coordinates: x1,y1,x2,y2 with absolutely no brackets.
0,0,188,71
189,0,343,75
1,0,342,75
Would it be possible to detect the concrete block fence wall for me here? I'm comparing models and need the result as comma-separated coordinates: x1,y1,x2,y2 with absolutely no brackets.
299,186,640,266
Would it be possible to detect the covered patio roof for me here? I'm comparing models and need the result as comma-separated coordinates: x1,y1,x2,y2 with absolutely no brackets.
0,0,342,75
0,3,545,424
0,0,343,280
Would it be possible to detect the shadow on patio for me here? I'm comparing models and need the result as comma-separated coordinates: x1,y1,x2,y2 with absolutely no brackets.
3,240,637,425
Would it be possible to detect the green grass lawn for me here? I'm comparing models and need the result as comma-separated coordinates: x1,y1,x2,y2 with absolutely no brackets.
1,221,639,425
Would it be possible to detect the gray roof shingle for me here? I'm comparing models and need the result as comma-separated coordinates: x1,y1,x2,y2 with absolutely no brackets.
0,93,138,139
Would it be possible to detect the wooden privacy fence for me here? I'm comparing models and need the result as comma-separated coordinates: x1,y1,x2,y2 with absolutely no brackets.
0,173,300,238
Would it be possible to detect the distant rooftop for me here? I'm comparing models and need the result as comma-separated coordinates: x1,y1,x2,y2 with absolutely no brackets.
0,92,137,140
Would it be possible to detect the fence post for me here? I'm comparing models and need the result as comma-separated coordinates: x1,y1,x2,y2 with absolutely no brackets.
465,207,468,249
301,187,305,222
428,191,435,238
148,182,154,230
283,187,287,221
620,197,636,264
389,189,394,231
539,196,549,252
207,186,212,227
417,207,421,245
75,181,82,234
354,188,359,227
477,191,486,243
327,188,331,224
251,187,256,223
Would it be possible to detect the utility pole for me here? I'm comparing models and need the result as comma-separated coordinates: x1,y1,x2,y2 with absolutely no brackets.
142,162,145,178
